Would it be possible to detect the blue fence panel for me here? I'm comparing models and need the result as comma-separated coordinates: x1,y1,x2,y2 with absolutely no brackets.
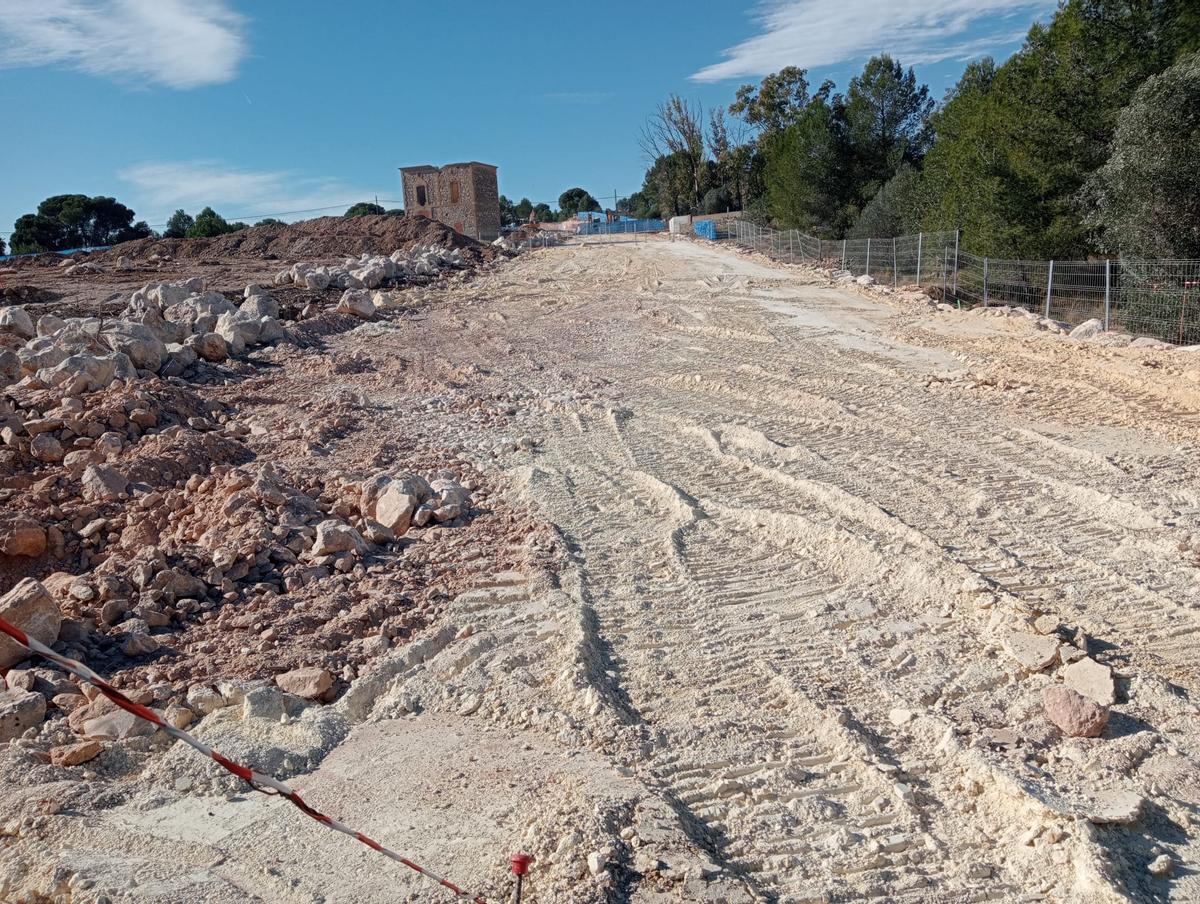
578,218,664,236
693,220,717,240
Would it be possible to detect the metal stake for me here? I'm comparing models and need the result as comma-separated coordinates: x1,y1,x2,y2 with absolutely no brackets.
983,257,989,307
893,237,897,289
952,228,960,295
1104,259,1111,331
1045,260,1054,317
866,237,871,278
915,232,923,286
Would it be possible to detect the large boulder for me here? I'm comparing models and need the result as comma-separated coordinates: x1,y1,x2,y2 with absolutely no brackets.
0,306,34,339
0,579,61,669
239,295,279,320
0,690,46,742
1069,318,1105,340
186,332,228,363
311,520,366,556
164,291,236,334
101,321,166,372
337,290,376,319
0,349,19,386
145,277,204,308
276,667,332,700
0,515,47,557
37,353,131,393
81,464,128,502
215,311,260,351
36,314,66,337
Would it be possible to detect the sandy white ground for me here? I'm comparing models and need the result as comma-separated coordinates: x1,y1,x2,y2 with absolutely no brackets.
4,235,1200,903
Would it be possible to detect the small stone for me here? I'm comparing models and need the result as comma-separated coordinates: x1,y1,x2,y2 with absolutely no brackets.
30,433,65,463
586,851,607,876
1086,790,1144,826
81,464,128,502
276,667,332,700
1044,685,1109,738
186,684,226,715
81,708,158,741
51,739,103,767
1147,854,1173,876
1062,657,1116,706
164,703,195,729
1002,630,1060,671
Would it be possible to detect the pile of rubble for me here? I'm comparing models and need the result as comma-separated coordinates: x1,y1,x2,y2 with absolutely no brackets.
272,244,466,292
0,256,494,764
0,278,285,397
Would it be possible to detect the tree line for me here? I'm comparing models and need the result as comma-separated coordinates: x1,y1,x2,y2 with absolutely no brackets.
498,187,602,226
4,199,410,255
629,0,1200,260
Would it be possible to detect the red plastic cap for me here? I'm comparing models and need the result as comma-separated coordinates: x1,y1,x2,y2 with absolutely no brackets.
510,852,533,875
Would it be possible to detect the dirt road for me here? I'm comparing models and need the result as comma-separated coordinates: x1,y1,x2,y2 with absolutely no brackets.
6,235,1200,902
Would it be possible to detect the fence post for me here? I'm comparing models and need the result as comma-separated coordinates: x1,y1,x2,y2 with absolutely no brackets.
952,228,960,295
916,232,923,286
817,238,822,263
942,248,949,299
866,237,871,278
983,257,989,307
841,240,846,269
893,237,898,288
789,230,794,262
1045,260,1054,317
1104,259,1111,331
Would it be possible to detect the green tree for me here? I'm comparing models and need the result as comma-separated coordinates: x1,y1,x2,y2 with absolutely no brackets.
498,195,517,226
345,202,385,217
11,194,150,252
384,209,404,217
164,209,195,238
729,66,812,136
532,202,554,222
558,188,600,217
762,90,850,234
185,207,237,238
1088,51,1200,258
10,214,60,254
843,56,933,204
848,164,925,237
255,217,284,227
0,235,6,256
514,198,534,222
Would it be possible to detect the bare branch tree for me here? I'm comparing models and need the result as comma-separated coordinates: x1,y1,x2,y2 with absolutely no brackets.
639,94,707,210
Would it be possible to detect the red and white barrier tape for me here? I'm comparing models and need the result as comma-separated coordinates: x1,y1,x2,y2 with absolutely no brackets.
0,615,489,903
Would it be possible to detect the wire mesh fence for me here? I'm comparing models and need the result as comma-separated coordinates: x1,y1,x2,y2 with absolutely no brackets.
727,220,1200,346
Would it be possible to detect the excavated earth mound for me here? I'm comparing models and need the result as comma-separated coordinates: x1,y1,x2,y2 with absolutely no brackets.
91,215,498,266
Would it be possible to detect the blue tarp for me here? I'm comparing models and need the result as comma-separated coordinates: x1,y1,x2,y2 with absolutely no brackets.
0,245,110,262
693,220,717,240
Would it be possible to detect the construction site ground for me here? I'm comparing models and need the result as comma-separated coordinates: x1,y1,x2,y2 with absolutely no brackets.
4,233,1200,903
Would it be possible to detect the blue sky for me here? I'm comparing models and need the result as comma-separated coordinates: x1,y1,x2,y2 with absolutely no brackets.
0,1,1056,239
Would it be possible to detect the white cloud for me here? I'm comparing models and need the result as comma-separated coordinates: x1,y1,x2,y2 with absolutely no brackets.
692,0,1055,82
118,161,391,225
0,0,247,89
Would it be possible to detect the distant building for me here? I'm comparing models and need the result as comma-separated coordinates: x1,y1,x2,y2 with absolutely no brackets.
399,162,500,242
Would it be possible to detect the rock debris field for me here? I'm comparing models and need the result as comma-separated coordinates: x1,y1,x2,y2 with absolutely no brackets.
1,220,1200,903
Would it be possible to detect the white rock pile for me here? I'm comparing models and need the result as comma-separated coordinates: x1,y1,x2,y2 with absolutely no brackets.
273,244,465,292
0,279,287,394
